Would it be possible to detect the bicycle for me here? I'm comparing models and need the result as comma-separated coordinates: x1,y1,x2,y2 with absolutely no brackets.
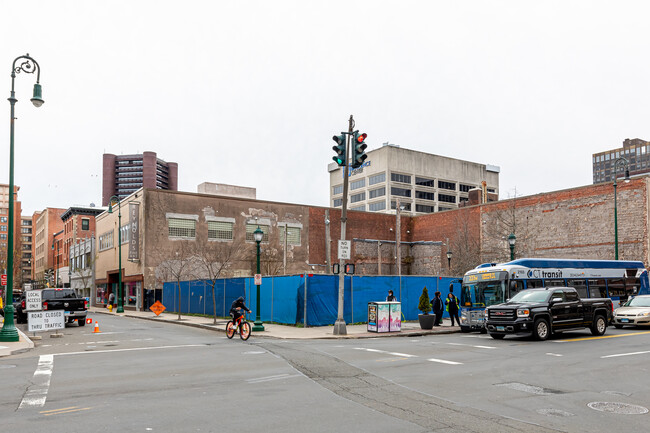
226,311,251,341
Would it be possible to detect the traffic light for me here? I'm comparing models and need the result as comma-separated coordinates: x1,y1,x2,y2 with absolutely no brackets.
351,132,368,169
332,263,340,274
332,134,346,166
344,263,355,275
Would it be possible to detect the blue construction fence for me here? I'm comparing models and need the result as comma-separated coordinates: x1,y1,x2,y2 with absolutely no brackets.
162,275,461,326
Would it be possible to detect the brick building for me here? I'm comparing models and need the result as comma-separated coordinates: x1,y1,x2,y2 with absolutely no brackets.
0,184,23,289
102,151,178,206
32,208,65,287
61,205,105,290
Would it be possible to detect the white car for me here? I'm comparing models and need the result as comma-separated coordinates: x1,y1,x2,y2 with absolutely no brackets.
613,295,650,328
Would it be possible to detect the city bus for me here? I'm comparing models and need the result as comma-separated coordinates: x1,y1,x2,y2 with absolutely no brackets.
459,258,650,332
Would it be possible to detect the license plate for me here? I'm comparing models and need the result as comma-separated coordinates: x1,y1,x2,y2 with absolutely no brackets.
496,326,505,331
621,319,629,323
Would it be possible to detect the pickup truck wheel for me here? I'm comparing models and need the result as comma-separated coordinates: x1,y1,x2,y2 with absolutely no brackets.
591,315,607,336
533,318,550,341
490,333,505,340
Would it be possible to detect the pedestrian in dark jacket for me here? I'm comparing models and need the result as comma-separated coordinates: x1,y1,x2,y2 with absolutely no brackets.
446,291,460,326
230,296,251,323
431,291,444,326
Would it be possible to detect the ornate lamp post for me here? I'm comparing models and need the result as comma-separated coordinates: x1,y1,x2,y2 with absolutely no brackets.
508,233,516,261
252,226,264,331
0,54,44,342
108,196,124,313
613,157,630,260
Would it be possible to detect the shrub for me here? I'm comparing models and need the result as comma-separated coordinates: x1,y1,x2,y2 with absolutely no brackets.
418,286,432,314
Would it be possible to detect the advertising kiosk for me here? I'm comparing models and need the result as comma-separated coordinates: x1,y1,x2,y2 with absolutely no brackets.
368,301,401,332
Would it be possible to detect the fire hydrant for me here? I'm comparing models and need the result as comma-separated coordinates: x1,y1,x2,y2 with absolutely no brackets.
107,304,113,312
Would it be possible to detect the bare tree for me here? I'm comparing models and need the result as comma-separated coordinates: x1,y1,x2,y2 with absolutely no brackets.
154,240,199,320
450,210,481,275
253,247,283,276
481,189,532,263
73,252,96,297
194,238,244,324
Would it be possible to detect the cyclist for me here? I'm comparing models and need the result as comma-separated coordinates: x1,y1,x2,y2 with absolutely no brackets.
230,296,252,328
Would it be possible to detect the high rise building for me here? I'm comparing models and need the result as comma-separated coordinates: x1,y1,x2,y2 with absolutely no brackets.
593,138,650,184
102,151,178,206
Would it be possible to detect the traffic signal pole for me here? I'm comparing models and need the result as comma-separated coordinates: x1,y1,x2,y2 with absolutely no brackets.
333,114,354,335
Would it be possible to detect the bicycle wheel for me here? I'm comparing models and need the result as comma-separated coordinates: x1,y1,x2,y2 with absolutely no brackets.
226,321,235,339
240,322,251,341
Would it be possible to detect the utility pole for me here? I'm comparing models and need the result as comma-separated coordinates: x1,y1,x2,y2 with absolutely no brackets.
325,210,331,271
333,115,354,335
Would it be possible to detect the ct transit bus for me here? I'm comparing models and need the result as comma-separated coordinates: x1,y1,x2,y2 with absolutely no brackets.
459,258,650,332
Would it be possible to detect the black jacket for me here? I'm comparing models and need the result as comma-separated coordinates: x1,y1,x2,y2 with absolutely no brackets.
431,296,444,312
230,297,249,314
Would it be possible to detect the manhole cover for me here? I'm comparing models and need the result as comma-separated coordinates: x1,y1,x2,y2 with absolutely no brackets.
0,364,17,369
588,402,649,415
537,409,574,417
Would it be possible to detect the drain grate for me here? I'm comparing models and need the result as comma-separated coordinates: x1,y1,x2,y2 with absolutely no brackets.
588,402,649,415
537,409,574,417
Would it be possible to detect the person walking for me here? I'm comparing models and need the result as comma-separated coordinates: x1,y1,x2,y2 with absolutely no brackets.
386,290,397,302
108,292,115,308
446,290,460,326
431,291,444,326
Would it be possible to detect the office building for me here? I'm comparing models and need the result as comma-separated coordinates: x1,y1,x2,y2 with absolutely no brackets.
593,138,650,184
328,144,500,214
102,151,178,206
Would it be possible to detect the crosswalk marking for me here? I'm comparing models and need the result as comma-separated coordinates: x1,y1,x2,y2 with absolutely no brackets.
428,358,463,365
19,355,53,409
447,342,496,349
354,348,418,358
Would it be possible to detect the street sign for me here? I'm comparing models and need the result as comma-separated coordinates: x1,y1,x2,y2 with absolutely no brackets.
25,290,42,311
338,240,351,260
149,300,166,316
28,310,64,332
1,274,6,286
254,274,262,285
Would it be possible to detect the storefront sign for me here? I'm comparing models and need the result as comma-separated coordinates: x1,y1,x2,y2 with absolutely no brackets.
129,202,140,261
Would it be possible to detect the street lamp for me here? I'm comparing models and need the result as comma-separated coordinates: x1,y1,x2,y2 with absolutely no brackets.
613,157,630,260
0,54,44,342
508,233,516,261
108,196,124,313
252,226,264,331
446,250,453,271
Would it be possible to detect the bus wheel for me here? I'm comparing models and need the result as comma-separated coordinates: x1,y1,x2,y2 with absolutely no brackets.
533,318,550,341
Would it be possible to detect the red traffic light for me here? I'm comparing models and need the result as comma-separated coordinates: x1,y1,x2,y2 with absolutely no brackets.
356,133,367,143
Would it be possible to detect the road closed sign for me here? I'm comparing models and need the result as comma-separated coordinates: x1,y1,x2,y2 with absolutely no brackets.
28,310,65,332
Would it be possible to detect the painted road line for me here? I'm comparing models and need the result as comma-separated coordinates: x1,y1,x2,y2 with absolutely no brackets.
354,348,418,358
427,358,463,365
19,355,54,409
546,353,563,357
447,343,496,349
55,344,207,356
553,331,650,343
601,350,650,359
41,406,92,416
246,373,302,384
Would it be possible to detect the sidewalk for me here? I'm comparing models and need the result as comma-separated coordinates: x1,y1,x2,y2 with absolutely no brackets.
90,306,460,339
0,316,34,357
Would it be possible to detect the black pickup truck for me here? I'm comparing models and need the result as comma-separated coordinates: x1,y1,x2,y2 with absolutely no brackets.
485,287,613,341
15,288,88,326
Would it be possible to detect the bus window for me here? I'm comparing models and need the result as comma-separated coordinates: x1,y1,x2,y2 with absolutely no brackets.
509,280,525,299
568,279,588,298
588,279,607,298
544,279,566,287
607,279,626,297
526,279,544,289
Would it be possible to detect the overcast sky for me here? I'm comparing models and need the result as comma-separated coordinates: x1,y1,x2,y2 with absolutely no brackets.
2,1,650,215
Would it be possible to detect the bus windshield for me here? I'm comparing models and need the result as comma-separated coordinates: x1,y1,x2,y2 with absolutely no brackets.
461,271,508,307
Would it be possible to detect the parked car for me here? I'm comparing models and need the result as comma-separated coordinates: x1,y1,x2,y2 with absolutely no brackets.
15,288,87,325
613,295,650,328
485,287,613,341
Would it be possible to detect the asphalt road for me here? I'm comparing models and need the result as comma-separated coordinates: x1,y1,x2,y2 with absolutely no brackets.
2,316,650,432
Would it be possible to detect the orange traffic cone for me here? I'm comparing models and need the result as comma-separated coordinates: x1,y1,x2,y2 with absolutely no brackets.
93,321,101,333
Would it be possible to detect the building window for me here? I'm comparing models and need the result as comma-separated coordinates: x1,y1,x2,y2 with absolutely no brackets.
415,191,435,201
391,187,411,197
0,217,6,223
168,218,196,239
369,201,386,212
333,199,342,207
99,231,114,251
246,224,269,242
333,185,343,195
350,192,366,203
0,225,6,232
21,228,31,234
438,193,456,203
438,207,453,212
369,173,386,185
279,226,301,245
208,221,234,241
81,218,90,230
0,234,6,240
415,177,435,187
369,187,385,199
391,173,411,184
487,188,496,193
391,201,411,211
350,179,365,190
349,205,365,211
459,184,474,193
416,204,435,213
438,180,456,190
120,223,130,244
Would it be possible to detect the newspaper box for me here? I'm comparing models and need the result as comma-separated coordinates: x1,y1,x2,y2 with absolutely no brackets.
367,301,401,332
